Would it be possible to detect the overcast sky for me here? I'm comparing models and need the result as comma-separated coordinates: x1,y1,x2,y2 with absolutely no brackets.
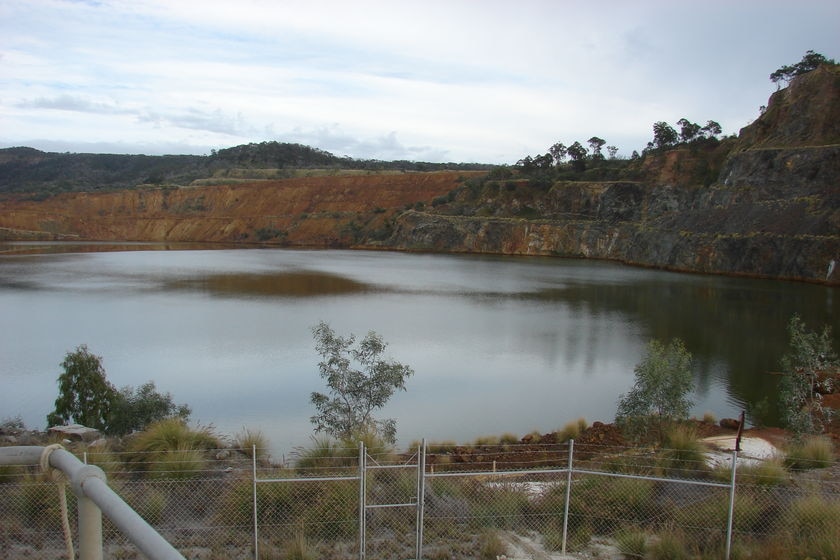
1,1,838,164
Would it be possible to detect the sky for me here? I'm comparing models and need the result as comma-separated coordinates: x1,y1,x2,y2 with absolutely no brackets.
1,1,839,164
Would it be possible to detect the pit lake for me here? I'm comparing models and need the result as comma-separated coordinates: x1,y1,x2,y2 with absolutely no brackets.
1,244,837,456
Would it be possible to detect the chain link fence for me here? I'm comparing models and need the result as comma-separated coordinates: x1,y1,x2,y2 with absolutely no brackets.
1,439,838,559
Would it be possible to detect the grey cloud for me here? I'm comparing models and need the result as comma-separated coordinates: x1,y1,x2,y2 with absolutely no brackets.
17,94,126,114
286,126,450,162
137,108,243,136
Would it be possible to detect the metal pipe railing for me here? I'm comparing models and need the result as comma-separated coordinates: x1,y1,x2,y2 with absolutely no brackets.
0,445,185,560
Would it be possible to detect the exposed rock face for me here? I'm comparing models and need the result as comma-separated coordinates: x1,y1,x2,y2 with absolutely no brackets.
386,67,840,284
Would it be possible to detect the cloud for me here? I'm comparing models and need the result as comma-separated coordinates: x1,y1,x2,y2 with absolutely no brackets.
17,94,125,114
1,0,839,163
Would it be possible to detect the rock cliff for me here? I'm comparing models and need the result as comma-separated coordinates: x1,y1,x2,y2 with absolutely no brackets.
386,66,840,284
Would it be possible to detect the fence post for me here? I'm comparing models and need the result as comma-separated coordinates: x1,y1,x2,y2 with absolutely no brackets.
359,441,366,560
561,439,574,555
78,495,103,560
416,439,426,560
252,444,259,560
725,449,738,560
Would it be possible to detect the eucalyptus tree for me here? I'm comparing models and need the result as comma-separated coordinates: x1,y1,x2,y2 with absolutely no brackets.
310,321,414,444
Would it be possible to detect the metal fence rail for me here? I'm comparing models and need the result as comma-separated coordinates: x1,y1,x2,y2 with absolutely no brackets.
1,439,838,559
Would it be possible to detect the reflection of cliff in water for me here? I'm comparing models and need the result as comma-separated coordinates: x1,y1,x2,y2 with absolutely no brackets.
167,270,372,298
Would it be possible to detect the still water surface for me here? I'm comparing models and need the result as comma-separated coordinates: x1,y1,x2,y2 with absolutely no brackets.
1,244,837,455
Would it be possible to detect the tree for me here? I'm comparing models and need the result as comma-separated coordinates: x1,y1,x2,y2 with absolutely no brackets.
548,142,567,165
47,345,117,431
566,141,588,171
676,118,701,143
108,381,192,436
606,145,619,159
310,321,414,444
778,315,837,438
587,136,606,160
700,120,722,139
770,50,837,87
652,121,678,150
615,338,694,444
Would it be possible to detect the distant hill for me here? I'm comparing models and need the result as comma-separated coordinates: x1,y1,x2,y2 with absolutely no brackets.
0,141,492,195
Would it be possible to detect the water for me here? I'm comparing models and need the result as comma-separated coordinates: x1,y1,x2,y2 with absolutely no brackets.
0,244,836,455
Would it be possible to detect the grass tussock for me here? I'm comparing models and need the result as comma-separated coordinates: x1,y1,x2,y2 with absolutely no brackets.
556,418,588,442
128,418,220,456
478,530,507,560
233,428,269,461
738,457,788,486
293,436,369,474
660,424,706,473
784,435,834,470
615,528,647,558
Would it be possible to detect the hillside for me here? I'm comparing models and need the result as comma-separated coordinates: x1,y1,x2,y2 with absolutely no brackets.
0,66,838,284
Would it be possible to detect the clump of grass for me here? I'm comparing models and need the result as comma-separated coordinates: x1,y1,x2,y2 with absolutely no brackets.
702,411,717,424
128,418,220,456
478,529,507,560
556,417,588,442
660,424,705,474
648,530,689,560
524,430,542,444
126,418,219,476
138,488,167,524
615,528,647,559
499,432,520,445
148,444,206,480
473,435,500,447
285,529,316,560
294,436,358,474
782,494,840,558
233,428,269,461
739,458,788,486
784,436,834,470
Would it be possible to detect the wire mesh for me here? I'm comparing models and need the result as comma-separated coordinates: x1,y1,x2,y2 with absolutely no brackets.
0,440,837,559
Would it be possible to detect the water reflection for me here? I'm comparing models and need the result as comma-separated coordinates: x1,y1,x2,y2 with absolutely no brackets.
167,271,372,297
